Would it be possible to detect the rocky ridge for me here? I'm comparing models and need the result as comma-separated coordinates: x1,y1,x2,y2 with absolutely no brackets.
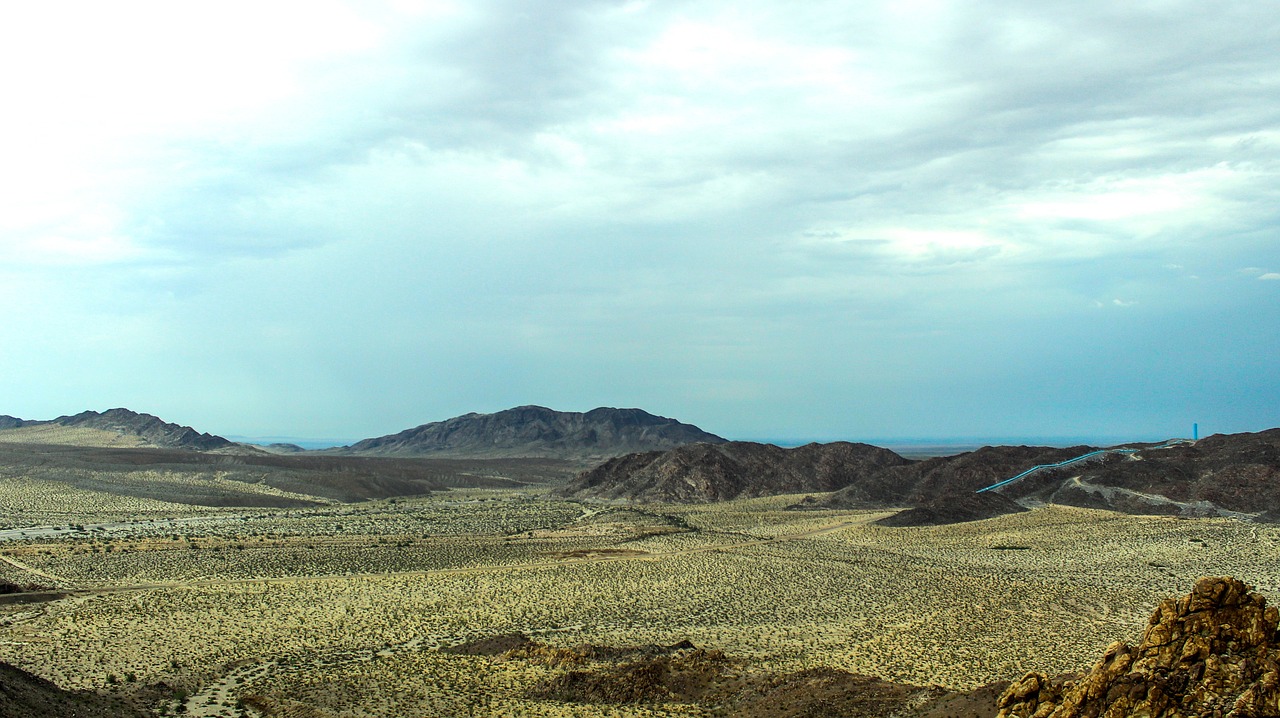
0,415,32,430
557,440,912,503
811,444,1093,510
55,408,233,451
567,430,1280,523
343,406,725,461
0,408,233,451
1013,429,1280,518
997,576,1280,718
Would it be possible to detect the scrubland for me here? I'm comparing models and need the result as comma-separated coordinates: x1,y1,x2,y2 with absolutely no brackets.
0,425,151,448
0,488,1277,717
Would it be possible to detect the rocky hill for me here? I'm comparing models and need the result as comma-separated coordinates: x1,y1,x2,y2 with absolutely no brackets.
801,431,1280,522
1006,428,1280,518
812,444,1094,509
0,414,33,430
343,406,725,461
997,576,1280,718
0,408,233,451
557,441,912,503
554,429,1280,523
560,441,1081,507
55,408,233,451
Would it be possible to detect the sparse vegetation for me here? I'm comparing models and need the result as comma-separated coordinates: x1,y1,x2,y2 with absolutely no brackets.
0,488,1277,716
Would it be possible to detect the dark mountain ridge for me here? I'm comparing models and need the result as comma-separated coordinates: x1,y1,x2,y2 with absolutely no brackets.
343,405,725,460
0,414,33,430
0,408,233,451
562,430,1280,523
1005,427,1280,518
57,408,233,451
816,444,1095,508
557,441,912,503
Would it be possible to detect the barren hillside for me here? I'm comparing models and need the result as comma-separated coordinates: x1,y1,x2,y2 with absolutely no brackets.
343,406,725,460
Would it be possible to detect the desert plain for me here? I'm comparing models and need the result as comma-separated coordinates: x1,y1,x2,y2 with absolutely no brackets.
1,463,1277,717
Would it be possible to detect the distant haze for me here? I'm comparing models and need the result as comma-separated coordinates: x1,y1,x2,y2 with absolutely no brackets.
228,437,358,451
1,2,1277,443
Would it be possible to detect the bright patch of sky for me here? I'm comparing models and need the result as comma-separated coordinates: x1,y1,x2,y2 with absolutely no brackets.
1,0,1277,443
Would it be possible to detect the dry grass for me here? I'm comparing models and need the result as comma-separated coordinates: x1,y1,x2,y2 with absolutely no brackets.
0,426,151,448
0,492,1277,717
0,475,197,523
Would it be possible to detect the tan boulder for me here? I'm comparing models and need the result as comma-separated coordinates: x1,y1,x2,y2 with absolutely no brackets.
997,577,1280,718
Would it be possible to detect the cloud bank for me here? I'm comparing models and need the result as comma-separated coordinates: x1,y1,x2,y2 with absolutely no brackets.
1,0,1277,442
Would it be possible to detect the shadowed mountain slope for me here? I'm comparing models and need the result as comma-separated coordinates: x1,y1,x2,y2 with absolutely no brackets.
0,415,32,430
0,659,150,717
874,491,1028,527
557,441,912,503
343,406,725,460
812,444,1095,510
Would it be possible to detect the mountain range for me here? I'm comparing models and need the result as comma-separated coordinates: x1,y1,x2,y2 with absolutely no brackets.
0,408,232,451
561,430,1280,523
338,405,726,461
0,405,725,461
3,405,1278,522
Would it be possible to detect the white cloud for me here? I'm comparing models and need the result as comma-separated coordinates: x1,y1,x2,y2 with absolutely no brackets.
3,0,1280,439
1261,273,1280,281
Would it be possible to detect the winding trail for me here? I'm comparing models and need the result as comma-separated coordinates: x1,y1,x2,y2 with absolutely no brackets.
0,553,64,583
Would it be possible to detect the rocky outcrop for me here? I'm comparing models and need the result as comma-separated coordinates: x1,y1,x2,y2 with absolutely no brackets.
343,406,725,461
997,576,1280,718
557,441,912,503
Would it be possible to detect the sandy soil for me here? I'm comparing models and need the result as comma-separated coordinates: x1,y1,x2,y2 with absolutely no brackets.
0,493,1275,717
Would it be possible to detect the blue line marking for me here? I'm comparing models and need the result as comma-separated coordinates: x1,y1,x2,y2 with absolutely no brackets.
974,439,1193,494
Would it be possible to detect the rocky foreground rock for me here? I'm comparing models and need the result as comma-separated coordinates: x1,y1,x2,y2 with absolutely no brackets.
997,576,1280,718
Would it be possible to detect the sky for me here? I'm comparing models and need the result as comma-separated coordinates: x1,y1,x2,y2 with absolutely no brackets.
1,0,1278,445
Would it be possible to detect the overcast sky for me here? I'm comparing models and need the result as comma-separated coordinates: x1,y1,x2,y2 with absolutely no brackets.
2,0,1277,444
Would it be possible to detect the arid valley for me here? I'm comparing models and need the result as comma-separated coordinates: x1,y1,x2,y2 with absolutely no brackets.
1,407,1279,717
9,3,1280,714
